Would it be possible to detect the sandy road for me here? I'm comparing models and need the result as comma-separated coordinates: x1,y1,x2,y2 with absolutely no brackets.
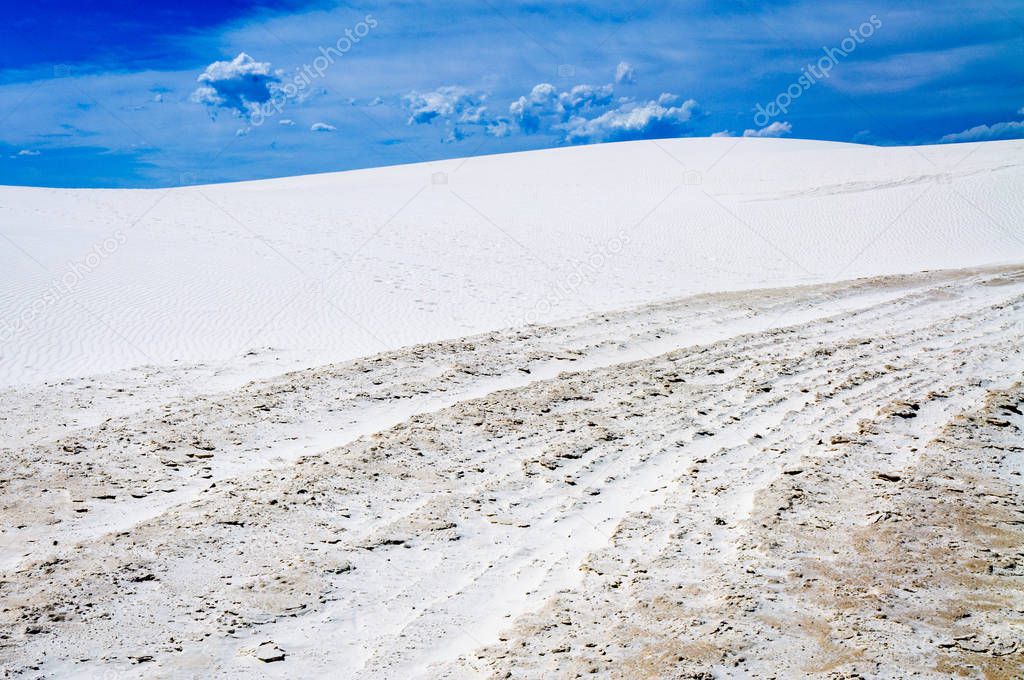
1,265,1022,679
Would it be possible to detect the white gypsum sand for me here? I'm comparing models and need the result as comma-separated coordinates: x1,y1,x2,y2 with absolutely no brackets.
0,138,1022,679
0,137,1021,387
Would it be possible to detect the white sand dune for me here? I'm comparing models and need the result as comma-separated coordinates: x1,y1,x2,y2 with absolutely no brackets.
1,139,1023,679
1,137,1021,386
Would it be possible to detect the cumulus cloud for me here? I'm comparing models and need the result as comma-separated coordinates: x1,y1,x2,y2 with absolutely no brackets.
561,98,699,143
561,84,614,114
508,83,616,133
940,118,1024,143
486,119,512,138
403,86,486,125
505,77,700,143
615,61,637,85
191,53,281,118
742,121,793,137
310,122,336,132
509,83,559,133
399,73,697,144
710,130,733,137
403,86,499,142
403,86,493,142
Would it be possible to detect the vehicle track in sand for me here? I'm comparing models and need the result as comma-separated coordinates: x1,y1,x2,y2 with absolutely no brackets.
1,265,1022,679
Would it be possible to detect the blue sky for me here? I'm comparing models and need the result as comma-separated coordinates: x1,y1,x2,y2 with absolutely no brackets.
1,0,1022,187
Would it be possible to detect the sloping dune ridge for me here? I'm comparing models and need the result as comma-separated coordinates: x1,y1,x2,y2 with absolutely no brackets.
0,138,1023,679
1,137,1022,385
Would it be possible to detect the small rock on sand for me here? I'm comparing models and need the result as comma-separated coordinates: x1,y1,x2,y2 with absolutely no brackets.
255,641,286,662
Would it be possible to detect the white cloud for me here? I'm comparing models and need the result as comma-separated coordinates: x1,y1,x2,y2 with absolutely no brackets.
402,85,496,142
443,127,469,143
508,82,622,134
397,78,697,146
506,79,699,143
710,130,733,137
403,86,486,125
279,119,295,126
743,121,792,137
191,53,281,118
562,98,699,143
486,119,512,138
16,149,41,156
509,83,560,133
615,61,637,85
560,84,614,114
824,44,995,95
940,119,1024,143
310,122,336,132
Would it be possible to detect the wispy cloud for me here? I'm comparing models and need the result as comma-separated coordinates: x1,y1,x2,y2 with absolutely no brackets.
822,43,999,95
